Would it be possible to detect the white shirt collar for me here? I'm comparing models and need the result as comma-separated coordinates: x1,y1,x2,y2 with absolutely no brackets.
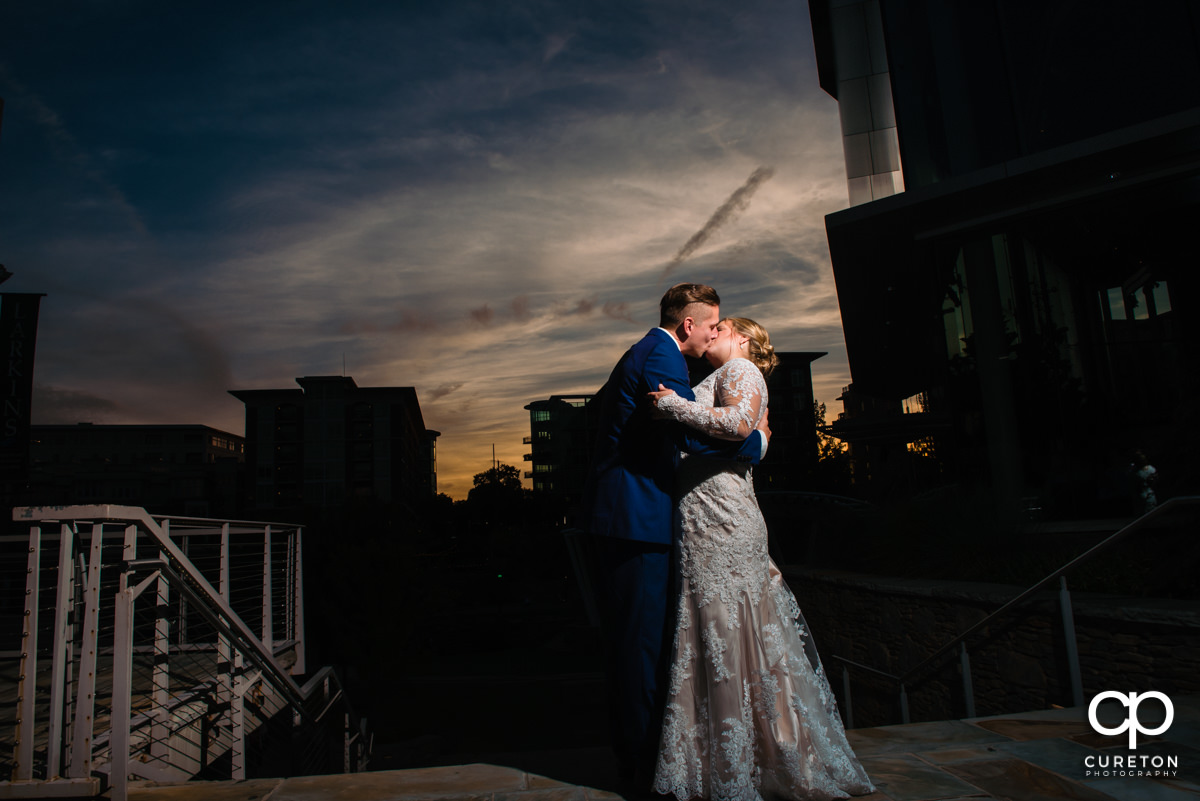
656,327,682,351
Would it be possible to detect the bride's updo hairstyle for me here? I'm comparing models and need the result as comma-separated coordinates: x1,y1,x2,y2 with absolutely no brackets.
725,317,778,378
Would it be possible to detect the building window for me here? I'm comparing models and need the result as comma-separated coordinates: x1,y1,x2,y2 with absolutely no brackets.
902,393,927,414
210,435,238,451
1103,287,1127,321
1152,282,1172,315
532,410,552,422
1101,280,1171,322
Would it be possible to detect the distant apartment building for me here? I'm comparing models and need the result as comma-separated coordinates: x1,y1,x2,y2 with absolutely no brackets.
810,0,1200,516
230,376,439,514
30,423,244,517
523,394,597,514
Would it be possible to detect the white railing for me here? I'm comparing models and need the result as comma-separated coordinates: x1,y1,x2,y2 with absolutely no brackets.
1,505,369,800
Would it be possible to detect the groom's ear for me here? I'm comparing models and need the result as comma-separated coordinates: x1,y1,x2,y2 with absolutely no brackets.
680,316,694,337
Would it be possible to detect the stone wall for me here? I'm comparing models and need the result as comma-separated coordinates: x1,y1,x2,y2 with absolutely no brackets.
782,567,1200,728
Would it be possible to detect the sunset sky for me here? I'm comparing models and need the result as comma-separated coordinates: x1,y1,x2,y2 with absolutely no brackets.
2,0,852,499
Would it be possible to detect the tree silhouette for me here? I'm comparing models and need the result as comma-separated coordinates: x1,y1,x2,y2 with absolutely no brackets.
471,463,523,492
464,462,529,529
814,401,848,463
812,401,853,494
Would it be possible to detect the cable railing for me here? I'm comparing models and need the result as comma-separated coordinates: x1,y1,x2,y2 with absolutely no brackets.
829,495,1200,728
0,505,370,800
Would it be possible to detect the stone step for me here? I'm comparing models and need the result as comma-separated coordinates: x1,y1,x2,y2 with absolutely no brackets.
124,763,620,801
119,696,1200,801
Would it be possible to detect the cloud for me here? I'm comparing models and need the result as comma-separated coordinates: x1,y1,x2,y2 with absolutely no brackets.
543,32,573,63
511,295,533,321
601,301,636,323
2,0,851,499
137,298,234,389
0,66,150,238
428,382,465,401
469,304,495,326
341,309,440,335
33,384,123,424
663,166,776,281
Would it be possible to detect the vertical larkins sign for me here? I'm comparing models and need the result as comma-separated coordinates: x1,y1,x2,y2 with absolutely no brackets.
0,293,45,484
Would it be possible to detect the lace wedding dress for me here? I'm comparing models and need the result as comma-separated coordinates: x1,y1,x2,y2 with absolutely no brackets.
653,358,874,801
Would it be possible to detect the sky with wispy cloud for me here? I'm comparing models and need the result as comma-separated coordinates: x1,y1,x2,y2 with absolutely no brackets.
2,0,851,499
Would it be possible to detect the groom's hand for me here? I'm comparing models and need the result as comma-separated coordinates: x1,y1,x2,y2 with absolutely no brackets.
757,408,771,443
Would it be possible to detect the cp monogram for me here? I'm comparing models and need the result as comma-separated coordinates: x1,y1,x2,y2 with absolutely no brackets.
1088,691,1174,749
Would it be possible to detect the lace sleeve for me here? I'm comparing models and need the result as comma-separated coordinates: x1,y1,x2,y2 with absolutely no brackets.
657,360,766,440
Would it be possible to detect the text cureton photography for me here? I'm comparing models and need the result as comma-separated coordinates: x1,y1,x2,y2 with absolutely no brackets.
1083,691,1183,779
1083,754,1179,779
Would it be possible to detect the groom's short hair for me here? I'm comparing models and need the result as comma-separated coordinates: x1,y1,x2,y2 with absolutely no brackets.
660,283,720,327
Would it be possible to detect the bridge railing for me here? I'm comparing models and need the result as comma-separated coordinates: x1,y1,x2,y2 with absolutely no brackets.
1,505,369,800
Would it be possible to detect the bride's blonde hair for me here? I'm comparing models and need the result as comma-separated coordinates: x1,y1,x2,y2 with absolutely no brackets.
725,317,778,378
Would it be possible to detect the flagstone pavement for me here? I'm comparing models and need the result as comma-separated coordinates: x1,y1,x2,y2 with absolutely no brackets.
122,697,1200,801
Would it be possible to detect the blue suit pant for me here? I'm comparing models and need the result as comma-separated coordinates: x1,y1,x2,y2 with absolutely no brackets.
593,535,674,783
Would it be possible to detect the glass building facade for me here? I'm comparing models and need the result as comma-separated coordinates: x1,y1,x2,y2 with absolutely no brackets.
810,0,1200,517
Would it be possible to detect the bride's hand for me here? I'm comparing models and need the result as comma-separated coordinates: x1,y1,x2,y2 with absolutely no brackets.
648,383,675,418
648,383,676,407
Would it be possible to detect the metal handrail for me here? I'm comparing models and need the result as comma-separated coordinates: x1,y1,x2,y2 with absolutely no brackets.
898,495,1199,684
127,556,307,709
4,505,367,799
831,495,1200,719
29,505,307,707
831,655,899,681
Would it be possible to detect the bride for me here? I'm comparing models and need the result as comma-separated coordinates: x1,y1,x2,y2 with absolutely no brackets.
648,317,874,801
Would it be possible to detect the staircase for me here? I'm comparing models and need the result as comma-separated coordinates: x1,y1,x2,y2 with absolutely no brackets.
0,505,369,800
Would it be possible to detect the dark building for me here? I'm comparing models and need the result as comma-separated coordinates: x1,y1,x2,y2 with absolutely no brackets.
755,352,827,494
524,394,597,517
230,376,439,515
0,293,46,508
810,0,1200,518
30,423,244,517
826,382,946,499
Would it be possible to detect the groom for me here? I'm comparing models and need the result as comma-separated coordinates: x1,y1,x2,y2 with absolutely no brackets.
583,282,768,791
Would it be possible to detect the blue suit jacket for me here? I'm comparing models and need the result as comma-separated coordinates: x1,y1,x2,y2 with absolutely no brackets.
584,328,763,545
